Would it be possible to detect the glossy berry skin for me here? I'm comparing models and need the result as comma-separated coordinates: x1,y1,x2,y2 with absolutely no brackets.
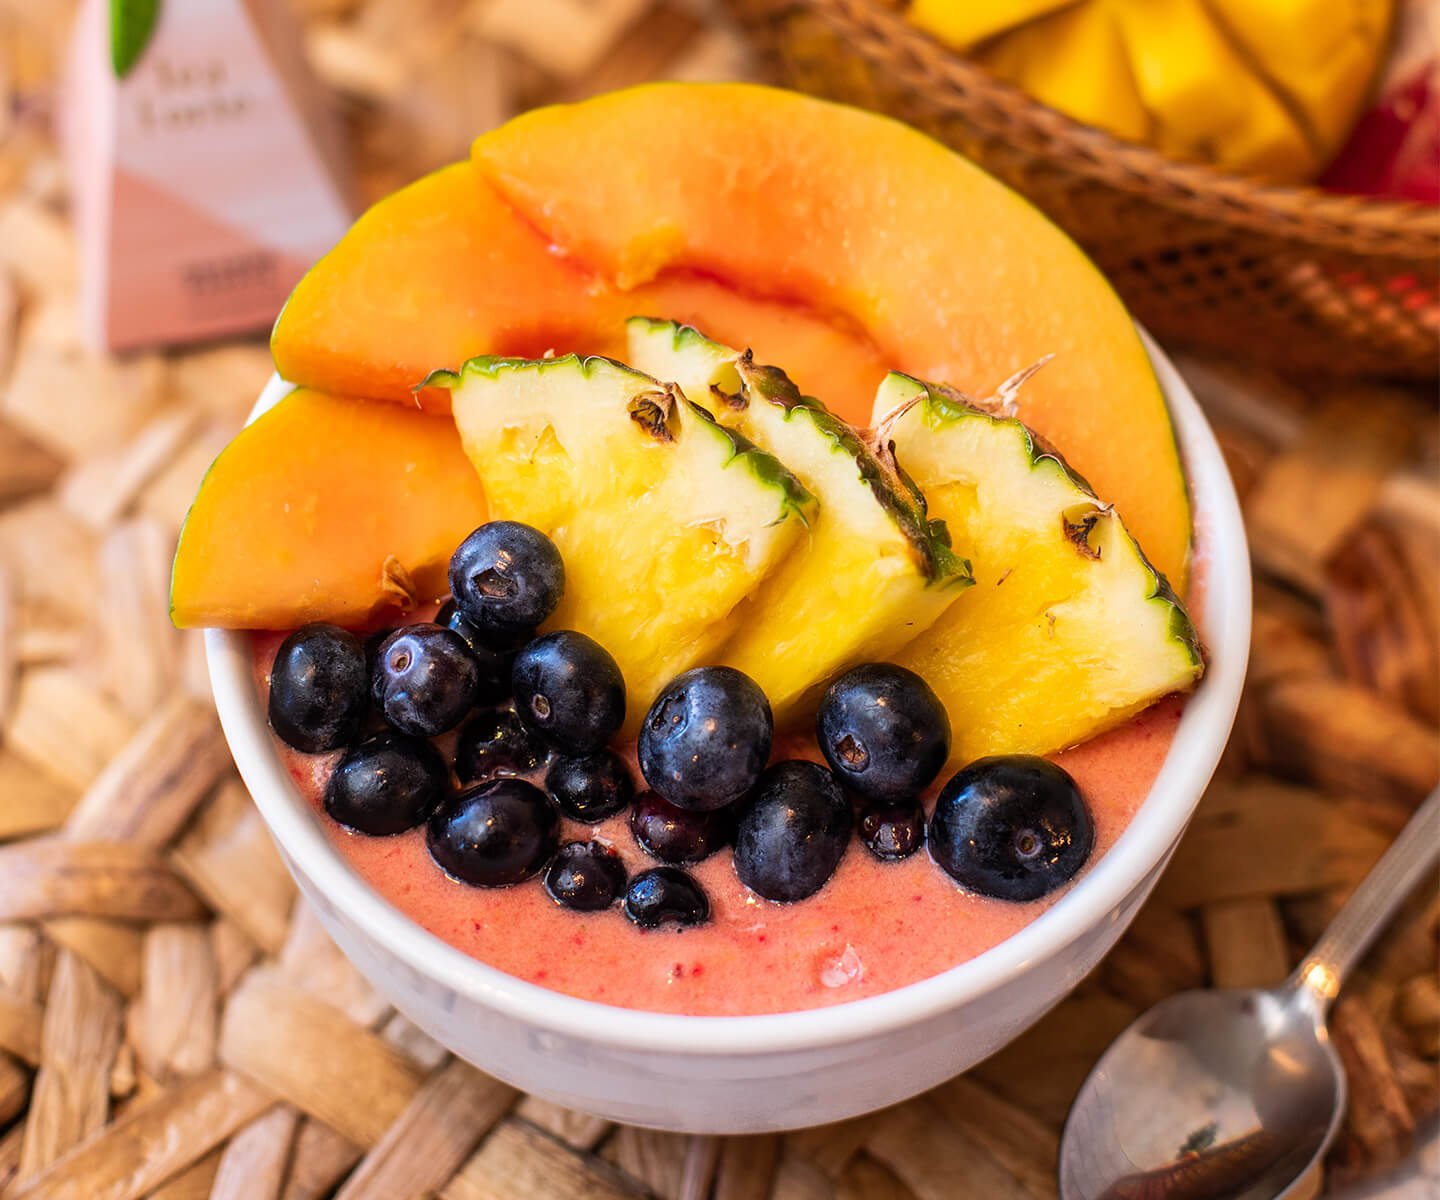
816,664,950,804
511,631,625,754
929,755,1093,901
623,867,710,929
544,841,627,912
546,751,634,823
638,667,772,812
734,760,852,902
857,799,926,861
435,599,523,706
449,522,564,637
371,623,480,738
268,623,368,753
455,707,548,783
427,779,558,888
630,791,732,864
324,732,449,836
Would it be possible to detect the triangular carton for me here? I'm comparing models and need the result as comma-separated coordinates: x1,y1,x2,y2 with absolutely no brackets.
63,0,353,352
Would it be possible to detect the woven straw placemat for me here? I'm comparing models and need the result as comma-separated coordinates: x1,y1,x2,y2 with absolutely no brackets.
0,3,1436,1197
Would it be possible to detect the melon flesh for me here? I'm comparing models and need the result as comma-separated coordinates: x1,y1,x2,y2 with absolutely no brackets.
472,83,1189,588
171,389,487,628
270,162,605,411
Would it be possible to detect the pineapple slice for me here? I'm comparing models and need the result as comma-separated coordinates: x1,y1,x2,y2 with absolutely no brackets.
428,354,816,725
627,318,971,723
872,370,1203,765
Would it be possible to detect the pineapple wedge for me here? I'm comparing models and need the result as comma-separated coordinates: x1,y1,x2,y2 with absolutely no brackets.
872,370,1203,765
428,354,816,725
627,318,971,722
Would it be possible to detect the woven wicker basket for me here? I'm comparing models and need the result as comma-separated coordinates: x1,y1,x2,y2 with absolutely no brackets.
728,0,1440,379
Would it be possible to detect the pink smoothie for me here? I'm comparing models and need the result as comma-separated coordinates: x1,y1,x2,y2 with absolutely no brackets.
251,633,1184,1016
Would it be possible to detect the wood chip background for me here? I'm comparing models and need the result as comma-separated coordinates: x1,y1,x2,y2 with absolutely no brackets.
0,1,1437,1197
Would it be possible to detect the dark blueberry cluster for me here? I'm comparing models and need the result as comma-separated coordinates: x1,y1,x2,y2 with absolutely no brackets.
271,524,1095,929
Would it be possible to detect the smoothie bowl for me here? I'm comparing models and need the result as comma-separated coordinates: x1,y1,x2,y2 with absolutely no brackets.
178,84,1249,1132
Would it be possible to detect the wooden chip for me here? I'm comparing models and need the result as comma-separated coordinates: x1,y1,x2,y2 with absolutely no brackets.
867,1095,1043,1200
172,779,296,954
59,408,202,532
471,0,648,78
785,1114,874,1179
4,667,135,790
64,697,227,846
8,1068,272,1200
0,989,43,1066
137,421,233,533
601,1122,691,1196
277,902,385,1025
441,1119,646,1200
379,1011,448,1073
1201,897,1291,988
1256,675,1440,802
0,749,77,840
18,951,122,1179
0,418,65,507
335,1059,515,1199
144,1147,223,1200
772,1153,836,1200
0,197,76,292
210,916,261,995
1330,996,1415,1181
1100,904,1205,1008
138,923,218,1081
95,518,186,720
927,1076,1059,1198
0,1054,29,1127
0,1120,25,1195
836,1154,920,1200
514,1096,611,1151
0,924,51,999
210,1104,299,1200
1245,390,1417,595
281,1118,363,1200
715,1133,781,1200
0,500,99,623
0,559,14,731
219,969,420,1147
1158,778,1390,908
40,918,143,997
0,838,205,922
167,343,274,425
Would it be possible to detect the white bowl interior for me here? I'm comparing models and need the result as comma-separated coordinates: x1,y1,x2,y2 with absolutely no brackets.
206,329,1250,1057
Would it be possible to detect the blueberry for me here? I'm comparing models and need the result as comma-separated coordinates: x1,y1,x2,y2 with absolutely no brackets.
816,664,950,803
511,631,625,754
427,779,559,887
733,760,852,902
544,841,627,911
268,623,368,753
623,867,710,928
324,731,449,836
449,522,564,636
371,623,480,737
638,667,772,812
929,755,1093,901
455,707,548,782
436,599,522,705
546,750,634,822
630,791,733,864
857,799,926,861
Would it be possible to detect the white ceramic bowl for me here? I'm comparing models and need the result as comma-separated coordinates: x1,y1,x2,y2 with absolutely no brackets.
208,332,1250,1134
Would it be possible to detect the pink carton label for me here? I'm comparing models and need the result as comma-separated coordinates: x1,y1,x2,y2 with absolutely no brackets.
65,0,352,352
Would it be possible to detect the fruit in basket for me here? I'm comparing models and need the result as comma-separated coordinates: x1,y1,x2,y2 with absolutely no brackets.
170,389,487,629
626,319,971,721
434,353,816,724
1322,0,1439,203
263,84,1188,591
872,370,1202,764
907,0,1396,183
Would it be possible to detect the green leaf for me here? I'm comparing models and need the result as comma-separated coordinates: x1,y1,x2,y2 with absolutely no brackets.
111,0,160,79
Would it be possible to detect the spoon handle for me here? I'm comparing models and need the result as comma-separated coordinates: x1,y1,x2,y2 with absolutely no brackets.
1292,783,1440,1012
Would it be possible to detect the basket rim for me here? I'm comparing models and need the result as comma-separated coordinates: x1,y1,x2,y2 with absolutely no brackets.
738,0,1440,259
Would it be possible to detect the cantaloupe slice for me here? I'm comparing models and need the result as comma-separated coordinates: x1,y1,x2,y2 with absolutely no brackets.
270,162,606,411
171,389,486,628
471,84,1188,588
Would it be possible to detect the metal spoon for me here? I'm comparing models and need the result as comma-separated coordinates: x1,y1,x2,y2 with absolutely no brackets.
1060,785,1440,1200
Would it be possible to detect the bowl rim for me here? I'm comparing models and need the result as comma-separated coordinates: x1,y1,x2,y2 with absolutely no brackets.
206,329,1251,1056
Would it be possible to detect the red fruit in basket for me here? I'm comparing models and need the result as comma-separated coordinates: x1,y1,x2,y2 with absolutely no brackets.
1322,68,1440,205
